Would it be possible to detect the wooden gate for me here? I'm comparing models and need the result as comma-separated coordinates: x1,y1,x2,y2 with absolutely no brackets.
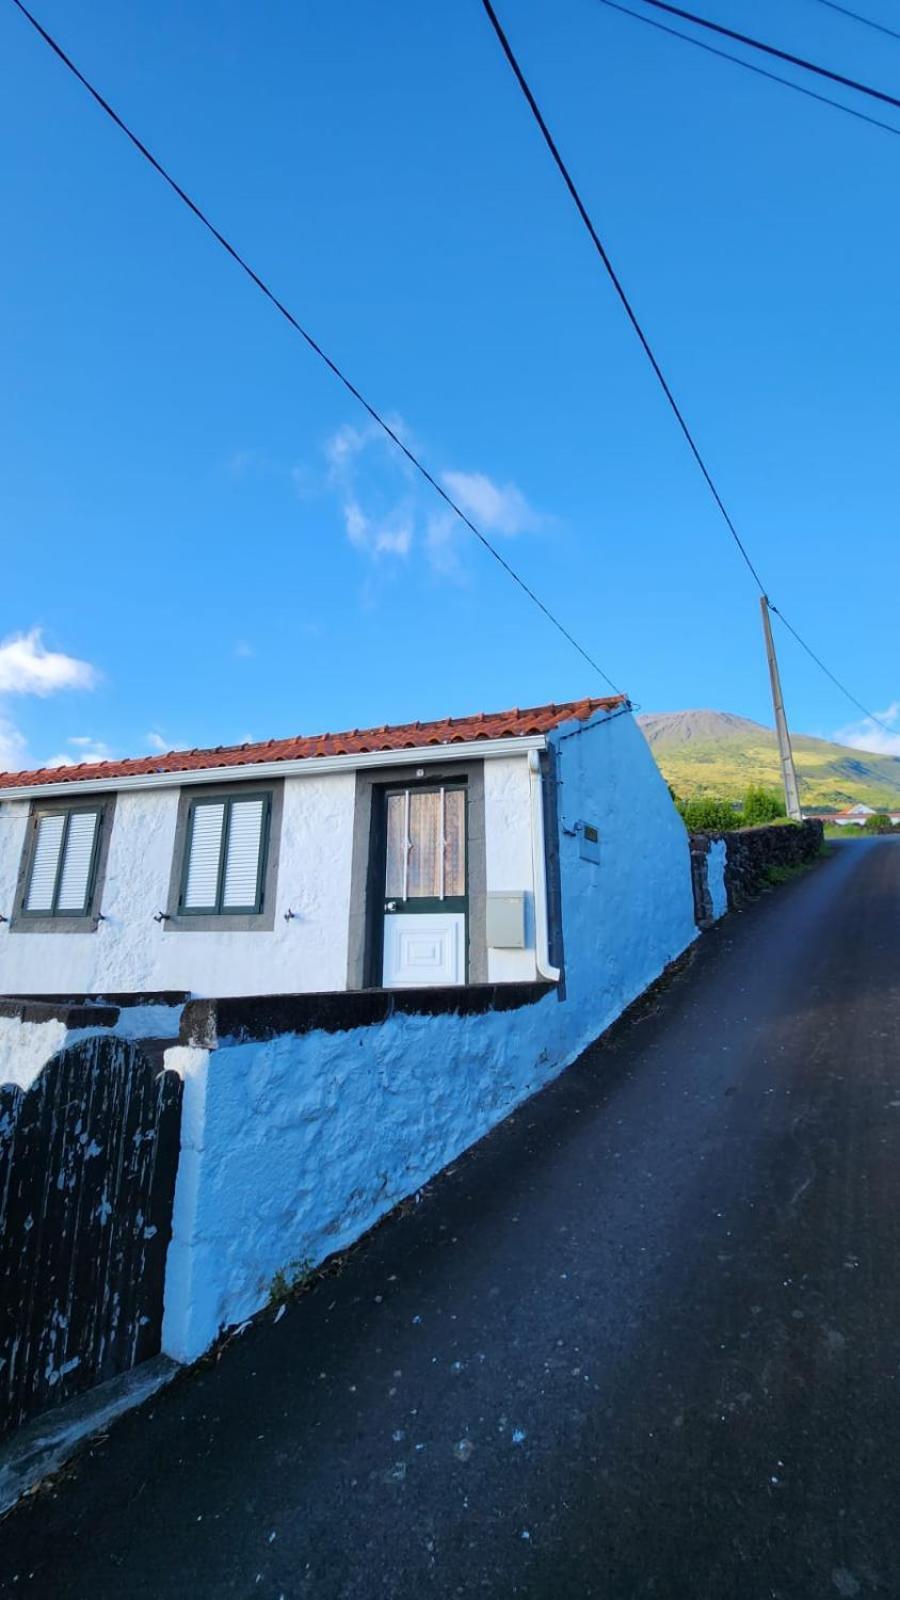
0,1034,183,1436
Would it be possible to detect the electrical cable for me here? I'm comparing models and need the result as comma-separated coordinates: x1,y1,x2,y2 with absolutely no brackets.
634,0,900,111
596,0,900,140
808,0,900,46
7,0,623,695
768,605,892,731
480,0,766,594
480,0,894,736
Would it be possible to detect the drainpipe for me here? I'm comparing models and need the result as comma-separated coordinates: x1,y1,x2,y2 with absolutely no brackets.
528,750,561,983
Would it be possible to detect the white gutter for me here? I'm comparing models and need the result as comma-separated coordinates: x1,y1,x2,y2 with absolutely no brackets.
528,749,561,984
0,734,547,802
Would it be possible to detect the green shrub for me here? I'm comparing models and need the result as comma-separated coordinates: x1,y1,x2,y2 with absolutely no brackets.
741,786,787,826
678,797,741,832
863,812,895,834
269,1255,313,1305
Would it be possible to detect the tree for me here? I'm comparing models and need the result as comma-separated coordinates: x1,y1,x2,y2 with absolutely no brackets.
863,812,894,834
678,797,741,833
741,786,787,826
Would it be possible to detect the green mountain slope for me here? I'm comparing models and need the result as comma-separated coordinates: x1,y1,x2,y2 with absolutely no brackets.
638,710,900,811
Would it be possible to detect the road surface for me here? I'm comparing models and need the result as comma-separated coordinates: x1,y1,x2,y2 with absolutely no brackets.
2,838,899,1598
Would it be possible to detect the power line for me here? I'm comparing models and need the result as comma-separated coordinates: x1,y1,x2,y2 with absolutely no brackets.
479,0,895,737
7,0,622,696
597,0,900,141
808,0,900,46
635,0,900,112
768,605,893,732
480,0,766,594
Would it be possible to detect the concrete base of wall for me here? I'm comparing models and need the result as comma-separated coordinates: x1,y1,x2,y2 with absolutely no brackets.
0,1356,178,1517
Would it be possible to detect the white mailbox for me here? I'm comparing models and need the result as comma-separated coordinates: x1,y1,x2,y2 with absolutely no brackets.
486,892,526,949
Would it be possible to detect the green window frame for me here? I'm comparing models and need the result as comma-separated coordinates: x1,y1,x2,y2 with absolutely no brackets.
21,804,105,920
178,791,272,917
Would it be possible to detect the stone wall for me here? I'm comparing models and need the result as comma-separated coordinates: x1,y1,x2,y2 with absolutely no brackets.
690,820,824,922
722,819,823,907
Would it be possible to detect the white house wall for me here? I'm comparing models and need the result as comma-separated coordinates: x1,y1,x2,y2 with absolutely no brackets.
2,754,543,998
483,756,537,983
161,707,700,1361
0,774,357,998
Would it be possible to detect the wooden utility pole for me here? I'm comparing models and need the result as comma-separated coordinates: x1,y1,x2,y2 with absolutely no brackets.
760,596,802,820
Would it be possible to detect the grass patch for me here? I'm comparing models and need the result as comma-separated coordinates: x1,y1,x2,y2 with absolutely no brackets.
268,1256,313,1306
762,861,815,887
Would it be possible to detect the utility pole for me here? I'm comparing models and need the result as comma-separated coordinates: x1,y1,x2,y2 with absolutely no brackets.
760,596,802,820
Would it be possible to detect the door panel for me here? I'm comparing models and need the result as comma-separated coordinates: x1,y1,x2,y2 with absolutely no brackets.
383,912,465,987
381,784,468,986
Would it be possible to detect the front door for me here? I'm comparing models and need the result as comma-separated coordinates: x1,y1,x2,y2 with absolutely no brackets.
382,785,466,986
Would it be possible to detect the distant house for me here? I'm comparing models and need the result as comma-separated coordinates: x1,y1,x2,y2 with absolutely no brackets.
833,804,877,826
828,804,900,827
0,696,697,1001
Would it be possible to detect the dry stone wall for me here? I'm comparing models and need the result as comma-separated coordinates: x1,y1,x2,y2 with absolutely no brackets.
689,820,824,923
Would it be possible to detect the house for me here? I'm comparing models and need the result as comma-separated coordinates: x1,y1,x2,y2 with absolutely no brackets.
832,804,877,826
2,696,705,1417
0,695,695,1002
828,804,900,828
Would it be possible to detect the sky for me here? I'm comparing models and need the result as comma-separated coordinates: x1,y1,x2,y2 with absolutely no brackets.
1,0,898,771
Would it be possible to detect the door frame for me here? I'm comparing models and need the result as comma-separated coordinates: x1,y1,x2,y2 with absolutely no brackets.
378,781,469,986
347,760,489,990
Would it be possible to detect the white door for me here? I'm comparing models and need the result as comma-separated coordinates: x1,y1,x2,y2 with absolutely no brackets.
382,786,466,987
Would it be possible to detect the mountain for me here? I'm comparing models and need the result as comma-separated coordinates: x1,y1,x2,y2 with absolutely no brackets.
638,710,900,811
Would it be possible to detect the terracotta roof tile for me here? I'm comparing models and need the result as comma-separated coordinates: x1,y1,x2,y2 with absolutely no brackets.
0,696,626,791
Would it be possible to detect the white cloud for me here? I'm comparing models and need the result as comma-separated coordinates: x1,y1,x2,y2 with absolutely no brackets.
325,421,376,473
834,702,900,757
0,629,101,773
341,497,412,557
323,422,415,563
320,419,540,576
426,510,465,580
440,471,540,536
146,731,169,753
44,738,114,770
0,628,98,697
0,715,28,772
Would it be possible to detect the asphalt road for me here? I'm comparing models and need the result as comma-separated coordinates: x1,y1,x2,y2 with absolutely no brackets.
2,838,899,1599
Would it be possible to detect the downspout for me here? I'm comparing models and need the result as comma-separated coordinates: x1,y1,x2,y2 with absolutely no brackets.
528,750,561,983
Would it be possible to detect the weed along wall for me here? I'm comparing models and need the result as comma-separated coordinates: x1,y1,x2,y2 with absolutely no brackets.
161,710,698,1362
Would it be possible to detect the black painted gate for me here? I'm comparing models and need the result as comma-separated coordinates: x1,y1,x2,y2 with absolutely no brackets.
0,1034,183,1436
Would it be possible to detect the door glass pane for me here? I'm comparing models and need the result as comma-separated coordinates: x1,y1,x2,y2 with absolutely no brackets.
385,793,406,900
408,791,441,898
443,789,466,898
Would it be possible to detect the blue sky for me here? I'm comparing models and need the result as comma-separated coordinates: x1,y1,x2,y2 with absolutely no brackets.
1,0,898,769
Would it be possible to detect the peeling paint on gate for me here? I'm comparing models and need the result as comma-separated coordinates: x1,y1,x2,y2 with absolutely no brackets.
0,1034,182,1435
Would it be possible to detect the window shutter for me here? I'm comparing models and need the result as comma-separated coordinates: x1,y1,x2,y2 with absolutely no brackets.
56,812,100,912
222,798,266,910
183,803,225,909
25,814,66,912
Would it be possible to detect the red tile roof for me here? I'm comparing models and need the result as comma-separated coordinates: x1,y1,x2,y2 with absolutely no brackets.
0,696,626,791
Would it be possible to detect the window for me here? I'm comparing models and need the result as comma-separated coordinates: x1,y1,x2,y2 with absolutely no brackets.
22,805,104,919
384,787,466,902
178,793,271,916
